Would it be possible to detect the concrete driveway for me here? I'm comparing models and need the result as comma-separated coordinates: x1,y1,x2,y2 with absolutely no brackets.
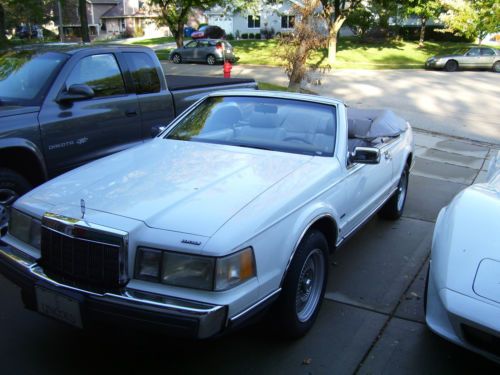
163,62,500,145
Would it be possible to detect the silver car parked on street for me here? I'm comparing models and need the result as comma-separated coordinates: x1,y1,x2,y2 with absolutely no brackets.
170,39,236,65
426,47,500,72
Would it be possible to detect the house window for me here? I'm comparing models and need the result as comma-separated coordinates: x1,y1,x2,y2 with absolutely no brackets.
247,15,260,29
281,15,295,29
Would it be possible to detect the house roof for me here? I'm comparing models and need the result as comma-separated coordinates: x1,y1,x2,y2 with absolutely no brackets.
101,2,150,19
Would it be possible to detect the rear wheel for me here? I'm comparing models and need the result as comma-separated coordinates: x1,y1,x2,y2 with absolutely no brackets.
379,167,409,220
206,54,216,65
445,60,458,72
493,61,500,73
171,53,182,64
0,168,31,235
274,230,328,338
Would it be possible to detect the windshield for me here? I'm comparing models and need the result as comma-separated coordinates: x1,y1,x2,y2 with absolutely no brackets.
166,96,337,157
0,50,68,106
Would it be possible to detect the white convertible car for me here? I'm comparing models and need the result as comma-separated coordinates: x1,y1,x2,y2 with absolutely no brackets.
426,151,500,362
0,91,413,338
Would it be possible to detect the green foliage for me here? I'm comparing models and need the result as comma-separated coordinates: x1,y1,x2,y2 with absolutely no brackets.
241,33,248,39
440,0,500,41
249,32,255,39
346,6,375,36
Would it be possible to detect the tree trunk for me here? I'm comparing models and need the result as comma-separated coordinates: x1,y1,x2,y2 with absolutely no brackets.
0,4,6,43
175,20,184,48
418,17,427,48
327,16,345,65
79,0,90,43
288,42,308,91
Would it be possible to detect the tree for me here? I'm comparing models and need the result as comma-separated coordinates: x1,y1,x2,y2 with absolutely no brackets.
320,0,363,64
403,0,442,47
78,0,90,42
441,0,500,43
278,0,327,91
369,0,400,32
345,5,375,37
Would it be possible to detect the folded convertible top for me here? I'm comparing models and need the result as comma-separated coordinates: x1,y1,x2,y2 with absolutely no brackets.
347,108,408,140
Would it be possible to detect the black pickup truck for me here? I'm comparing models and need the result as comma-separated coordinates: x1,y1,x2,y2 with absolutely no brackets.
0,45,257,232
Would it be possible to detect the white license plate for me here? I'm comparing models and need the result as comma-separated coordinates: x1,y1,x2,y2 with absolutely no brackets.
36,287,83,328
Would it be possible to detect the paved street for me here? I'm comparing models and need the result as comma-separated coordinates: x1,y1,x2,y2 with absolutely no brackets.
163,62,500,145
0,64,499,374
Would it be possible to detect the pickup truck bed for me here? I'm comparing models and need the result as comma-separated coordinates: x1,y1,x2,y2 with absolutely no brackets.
165,75,256,91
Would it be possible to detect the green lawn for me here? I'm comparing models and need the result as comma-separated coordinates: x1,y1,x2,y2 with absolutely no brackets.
231,38,477,69
130,36,175,45
155,49,172,60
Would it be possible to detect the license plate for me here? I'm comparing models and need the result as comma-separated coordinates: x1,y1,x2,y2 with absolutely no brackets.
36,287,83,328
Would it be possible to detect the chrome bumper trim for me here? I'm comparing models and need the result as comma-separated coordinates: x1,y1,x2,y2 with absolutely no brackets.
0,244,226,338
230,288,281,323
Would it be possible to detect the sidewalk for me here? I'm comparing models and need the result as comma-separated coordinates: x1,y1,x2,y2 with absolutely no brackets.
163,62,500,146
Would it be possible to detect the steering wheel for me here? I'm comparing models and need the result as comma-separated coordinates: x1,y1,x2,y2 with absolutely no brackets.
283,136,313,145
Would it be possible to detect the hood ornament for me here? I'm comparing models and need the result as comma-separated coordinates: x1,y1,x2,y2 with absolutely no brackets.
80,199,86,219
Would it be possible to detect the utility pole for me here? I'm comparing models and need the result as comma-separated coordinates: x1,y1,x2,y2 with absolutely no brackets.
57,0,64,42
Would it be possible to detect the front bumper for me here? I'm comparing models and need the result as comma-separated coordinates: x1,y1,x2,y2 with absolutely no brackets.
0,241,227,339
426,266,500,363
425,60,445,69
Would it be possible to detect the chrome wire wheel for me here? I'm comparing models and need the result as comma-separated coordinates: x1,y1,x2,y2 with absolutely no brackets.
295,248,325,322
172,54,181,64
397,170,408,212
206,55,216,65
0,188,18,235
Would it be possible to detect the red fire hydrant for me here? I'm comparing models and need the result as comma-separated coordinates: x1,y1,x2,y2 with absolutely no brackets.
223,60,232,78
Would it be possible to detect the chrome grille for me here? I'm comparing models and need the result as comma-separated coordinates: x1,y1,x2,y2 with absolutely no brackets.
40,213,128,289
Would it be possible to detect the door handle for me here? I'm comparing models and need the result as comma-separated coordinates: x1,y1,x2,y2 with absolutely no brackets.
125,109,138,117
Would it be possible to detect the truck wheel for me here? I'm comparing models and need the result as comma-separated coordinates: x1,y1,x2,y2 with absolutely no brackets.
378,167,409,220
493,61,500,73
275,229,328,338
172,53,182,64
445,60,458,72
0,168,31,235
206,54,216,65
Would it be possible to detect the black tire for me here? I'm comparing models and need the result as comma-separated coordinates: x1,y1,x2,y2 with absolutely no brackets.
493,61,500,73
0,168,31,235
171,53,182,64
444,60,458,72
274,230,329,338
206,54,216,65
379,167,409,220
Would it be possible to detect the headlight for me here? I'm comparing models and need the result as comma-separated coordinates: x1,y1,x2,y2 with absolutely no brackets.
135,247,256,291
9,209,41,249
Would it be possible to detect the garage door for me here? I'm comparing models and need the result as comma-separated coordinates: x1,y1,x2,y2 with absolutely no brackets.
210,15,233,35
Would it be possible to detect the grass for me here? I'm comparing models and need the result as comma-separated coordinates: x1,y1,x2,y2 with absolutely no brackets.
129,36,175,45
230,38,478,69
155,48,172,60
258,82,290,91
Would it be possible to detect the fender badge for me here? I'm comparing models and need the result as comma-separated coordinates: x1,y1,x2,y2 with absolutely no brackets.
181,239,201,246
80,199,86,219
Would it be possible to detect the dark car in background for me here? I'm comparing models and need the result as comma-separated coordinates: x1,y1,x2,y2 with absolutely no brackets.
191,25,226,40
170,39,236,65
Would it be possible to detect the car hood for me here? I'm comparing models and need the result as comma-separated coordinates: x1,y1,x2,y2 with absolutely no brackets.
20,139,311,237
0,105,40,117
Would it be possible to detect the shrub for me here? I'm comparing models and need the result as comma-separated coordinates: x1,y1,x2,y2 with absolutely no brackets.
395,25,474,42
241,33,248,39
227,33,234,40
260,27,275,39
249,32,255,39
255,33,261,39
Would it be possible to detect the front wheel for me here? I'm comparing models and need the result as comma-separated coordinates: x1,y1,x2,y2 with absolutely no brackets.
378,167,409,220
493,61,500,73
206,54,216,65
0,168,31,235
274,230,328,338
445,60,458,72
171,53,182,64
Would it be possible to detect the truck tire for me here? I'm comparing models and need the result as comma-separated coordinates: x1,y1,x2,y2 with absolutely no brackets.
274,229,328,338
0,168,31,235
378,167,409,220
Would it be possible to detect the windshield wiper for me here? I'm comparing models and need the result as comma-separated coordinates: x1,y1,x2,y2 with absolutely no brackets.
233,144,273,151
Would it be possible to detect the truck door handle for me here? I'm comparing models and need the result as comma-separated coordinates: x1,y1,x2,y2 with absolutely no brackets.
125,109,138,117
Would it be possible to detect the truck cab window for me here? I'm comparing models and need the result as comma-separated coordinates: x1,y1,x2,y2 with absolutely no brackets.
66,54,125,98
125,52,161,94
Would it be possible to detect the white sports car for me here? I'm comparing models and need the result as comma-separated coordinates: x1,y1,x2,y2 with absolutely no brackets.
426,151,500,362
0,91,413,338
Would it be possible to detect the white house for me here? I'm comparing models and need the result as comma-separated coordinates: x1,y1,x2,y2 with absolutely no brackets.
206,1,354,38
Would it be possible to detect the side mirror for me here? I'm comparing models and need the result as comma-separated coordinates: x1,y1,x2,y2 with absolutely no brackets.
58,84,95,104
350,147,381,165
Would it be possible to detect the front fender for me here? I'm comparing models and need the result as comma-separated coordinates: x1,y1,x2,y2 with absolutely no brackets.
0,138,48,180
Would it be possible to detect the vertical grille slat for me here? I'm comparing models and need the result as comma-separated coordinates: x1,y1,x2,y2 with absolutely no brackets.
40,227,125,289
